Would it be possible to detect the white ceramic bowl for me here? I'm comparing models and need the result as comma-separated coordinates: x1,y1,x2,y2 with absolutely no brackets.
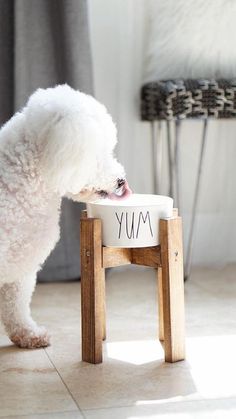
87,194,173,248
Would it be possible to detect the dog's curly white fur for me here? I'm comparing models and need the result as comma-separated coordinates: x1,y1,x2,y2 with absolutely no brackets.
0,85,127,349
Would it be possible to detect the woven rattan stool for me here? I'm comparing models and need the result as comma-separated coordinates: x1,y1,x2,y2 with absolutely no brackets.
141,79,236,278
80,209,185,364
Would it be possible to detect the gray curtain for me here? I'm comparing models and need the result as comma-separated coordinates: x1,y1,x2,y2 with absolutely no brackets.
0,0,93,281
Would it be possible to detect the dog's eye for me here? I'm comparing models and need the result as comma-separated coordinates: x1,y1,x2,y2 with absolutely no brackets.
97,190,108,198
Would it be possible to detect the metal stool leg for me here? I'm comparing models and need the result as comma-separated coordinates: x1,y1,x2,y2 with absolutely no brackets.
166,119,181,209
166,120,174,198
174,120,181,211
151,121,163,194
185,119,208,280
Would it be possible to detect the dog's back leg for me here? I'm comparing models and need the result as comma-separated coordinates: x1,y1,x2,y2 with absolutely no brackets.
0,275,50,348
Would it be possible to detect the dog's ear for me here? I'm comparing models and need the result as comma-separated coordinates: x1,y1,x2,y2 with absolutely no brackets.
39,113,98,195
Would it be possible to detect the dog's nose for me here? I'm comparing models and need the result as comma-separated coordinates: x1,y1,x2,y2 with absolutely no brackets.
108,179,132,200
117,178,126,189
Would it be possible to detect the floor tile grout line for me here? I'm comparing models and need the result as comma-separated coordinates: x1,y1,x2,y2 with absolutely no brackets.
81,395,236,412
2,395,236,418
43,348,86,419
0,409,83,418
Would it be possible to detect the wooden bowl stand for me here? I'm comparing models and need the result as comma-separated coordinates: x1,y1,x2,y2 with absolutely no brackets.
80,209,185,364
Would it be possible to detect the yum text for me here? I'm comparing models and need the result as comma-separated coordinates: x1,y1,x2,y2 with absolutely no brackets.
115,211,153,240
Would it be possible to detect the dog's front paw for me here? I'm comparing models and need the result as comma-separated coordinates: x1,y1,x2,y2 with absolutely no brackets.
10,326,50,349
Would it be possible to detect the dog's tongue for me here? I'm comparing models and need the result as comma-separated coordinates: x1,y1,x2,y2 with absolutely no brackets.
108,180,132,200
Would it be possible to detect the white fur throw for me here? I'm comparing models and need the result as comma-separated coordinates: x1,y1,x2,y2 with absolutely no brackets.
143,0,236,82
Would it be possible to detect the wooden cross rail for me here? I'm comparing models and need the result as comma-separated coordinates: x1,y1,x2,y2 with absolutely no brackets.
80,209,185,365
102,246,161,268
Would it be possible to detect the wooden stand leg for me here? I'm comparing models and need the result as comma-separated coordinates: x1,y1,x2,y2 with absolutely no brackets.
80,218,103,364
101,267,106,341
157,267,164,342
159,217,185,362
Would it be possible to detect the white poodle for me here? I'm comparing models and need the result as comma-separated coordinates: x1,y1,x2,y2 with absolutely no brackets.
0,85,131,349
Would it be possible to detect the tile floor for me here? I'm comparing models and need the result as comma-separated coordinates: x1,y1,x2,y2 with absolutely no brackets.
1,265,236,418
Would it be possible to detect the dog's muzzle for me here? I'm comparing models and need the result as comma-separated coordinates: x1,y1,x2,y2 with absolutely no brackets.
98,178,132,200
